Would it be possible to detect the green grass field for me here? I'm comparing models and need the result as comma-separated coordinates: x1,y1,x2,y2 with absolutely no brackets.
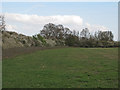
3,48,118,88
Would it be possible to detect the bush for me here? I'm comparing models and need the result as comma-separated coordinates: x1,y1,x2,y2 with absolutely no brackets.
33,34,46,45
65,34,80,47
37,34,46,45
32,35,38,40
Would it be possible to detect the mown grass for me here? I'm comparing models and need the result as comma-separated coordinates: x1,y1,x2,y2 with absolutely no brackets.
2,48,118,88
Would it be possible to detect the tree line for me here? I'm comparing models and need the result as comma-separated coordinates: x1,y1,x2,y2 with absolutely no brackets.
0,15,119,48
39,23,119,47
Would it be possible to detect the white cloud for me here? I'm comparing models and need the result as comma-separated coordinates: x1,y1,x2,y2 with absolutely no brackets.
85,23,110,34
5,13,110,36
6,24,17,31
5,13,83,35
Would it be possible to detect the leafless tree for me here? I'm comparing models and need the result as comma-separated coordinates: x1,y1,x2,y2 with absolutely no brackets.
80,28,90,39
0,15,5,31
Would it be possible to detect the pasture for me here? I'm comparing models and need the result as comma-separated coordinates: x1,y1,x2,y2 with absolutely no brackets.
2,48,118,88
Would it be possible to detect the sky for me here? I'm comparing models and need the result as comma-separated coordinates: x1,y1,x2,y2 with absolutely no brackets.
2,2,118,40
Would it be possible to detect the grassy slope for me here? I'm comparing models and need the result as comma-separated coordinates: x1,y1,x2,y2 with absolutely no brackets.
3,48,118,88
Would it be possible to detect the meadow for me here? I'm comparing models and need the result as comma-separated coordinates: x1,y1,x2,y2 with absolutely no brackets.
2,48,118,88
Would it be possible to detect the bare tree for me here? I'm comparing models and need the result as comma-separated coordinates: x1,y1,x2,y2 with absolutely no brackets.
80,28,90,39
0,15,5,31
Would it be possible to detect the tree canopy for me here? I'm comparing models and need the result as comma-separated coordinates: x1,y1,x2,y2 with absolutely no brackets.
40,23,116,47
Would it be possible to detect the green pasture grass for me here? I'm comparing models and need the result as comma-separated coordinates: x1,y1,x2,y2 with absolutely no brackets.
2,48,118,88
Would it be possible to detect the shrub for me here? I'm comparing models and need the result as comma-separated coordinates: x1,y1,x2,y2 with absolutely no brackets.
37,34,46,44
65,34,80,47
